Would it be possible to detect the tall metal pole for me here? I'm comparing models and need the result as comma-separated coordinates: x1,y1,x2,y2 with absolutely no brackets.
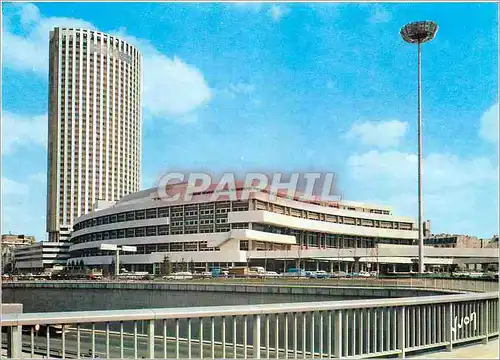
400,21,438,275
417,41,424,274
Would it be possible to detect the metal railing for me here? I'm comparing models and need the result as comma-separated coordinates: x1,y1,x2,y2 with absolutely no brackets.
1,292,498,359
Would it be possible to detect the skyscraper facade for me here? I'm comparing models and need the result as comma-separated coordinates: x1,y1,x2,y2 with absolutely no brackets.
47,27,142,242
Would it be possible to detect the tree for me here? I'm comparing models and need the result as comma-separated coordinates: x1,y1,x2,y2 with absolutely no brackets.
162,255,172,276
109,260,116,276
79,260,85,270
189,259,195,273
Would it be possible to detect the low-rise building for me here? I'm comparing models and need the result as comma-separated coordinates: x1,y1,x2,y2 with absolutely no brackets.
482,235,499,248
13,242,71,274
424,234,483,248
1,233,36,273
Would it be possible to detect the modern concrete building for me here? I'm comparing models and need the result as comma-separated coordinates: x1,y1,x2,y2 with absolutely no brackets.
46,27,142,242
13,242,71,274
68,182,420,273
1,234,36,273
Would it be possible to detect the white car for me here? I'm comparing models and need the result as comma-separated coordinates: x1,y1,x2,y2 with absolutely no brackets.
163,272,193,280
357,271,371,277
200,271,212,278
263,271,280,278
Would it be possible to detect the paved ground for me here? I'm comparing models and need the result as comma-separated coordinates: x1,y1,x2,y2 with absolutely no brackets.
411,339,499,359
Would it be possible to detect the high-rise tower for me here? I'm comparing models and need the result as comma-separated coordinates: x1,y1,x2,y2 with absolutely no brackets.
47,27,142,242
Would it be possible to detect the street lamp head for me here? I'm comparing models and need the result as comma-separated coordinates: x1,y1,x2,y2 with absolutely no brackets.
400,21,438,44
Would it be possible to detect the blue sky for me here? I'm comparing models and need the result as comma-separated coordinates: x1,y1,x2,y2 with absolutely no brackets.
2,2,498,241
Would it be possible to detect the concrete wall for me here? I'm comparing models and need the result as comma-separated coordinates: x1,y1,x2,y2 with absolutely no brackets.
2,280,456,299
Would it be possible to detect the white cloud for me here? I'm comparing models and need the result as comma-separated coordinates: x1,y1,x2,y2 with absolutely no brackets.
348,151,497,191
1,174,47,241
2,111,47,154
143,55,212,117
18,3,41,27
346,150,498,237
112,31,212,118
3,4,95,74
346,120,408,148
1,177,29,196
3,4,212,119
268,5,290,21
479,103,499,143
369,6,392,24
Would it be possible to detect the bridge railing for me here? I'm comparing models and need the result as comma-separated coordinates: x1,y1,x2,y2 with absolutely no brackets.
1,292,498,359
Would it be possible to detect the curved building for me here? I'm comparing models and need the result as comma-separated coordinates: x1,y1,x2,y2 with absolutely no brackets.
46,27,142,242
68,184,421,274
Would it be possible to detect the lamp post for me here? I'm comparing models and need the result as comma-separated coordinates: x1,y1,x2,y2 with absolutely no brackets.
400,21,438,274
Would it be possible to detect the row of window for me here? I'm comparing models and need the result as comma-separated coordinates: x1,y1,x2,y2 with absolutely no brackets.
71,223,242,245
73,202,250,231
425,237,457,244
70,241,219,259
253,224,413,248
254,200,414,231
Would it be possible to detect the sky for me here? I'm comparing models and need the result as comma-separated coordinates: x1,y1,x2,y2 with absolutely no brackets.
1,2,498,242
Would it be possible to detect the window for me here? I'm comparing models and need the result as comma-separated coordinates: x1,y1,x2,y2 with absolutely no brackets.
135,227,145,237
158,225,169,235
146,208,157,219
135,210,146,220
126,211,135,221
126,228,134,238
146,226,157,237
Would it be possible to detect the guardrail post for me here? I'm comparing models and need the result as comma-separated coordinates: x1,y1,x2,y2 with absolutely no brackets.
397,306,406,358
147,319,155,358
253,314,261,359
483,300,489,344
6,325,22,358
2,303,23,359
333,310,342,358
445,303,453,352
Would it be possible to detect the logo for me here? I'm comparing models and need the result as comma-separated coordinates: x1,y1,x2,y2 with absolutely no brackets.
155,172,342,203
451,311,476,340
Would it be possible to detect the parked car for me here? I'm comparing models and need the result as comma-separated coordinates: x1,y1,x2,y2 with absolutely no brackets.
282,269,307,278
305,271,317,279
350,271,371,278
263,271,280,278
314,270,330,279
162,272,193,280
200,271,212,278
330,271,348,278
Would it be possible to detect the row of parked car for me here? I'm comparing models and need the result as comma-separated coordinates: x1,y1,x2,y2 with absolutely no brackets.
159,269,379,280
301,270,378,278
